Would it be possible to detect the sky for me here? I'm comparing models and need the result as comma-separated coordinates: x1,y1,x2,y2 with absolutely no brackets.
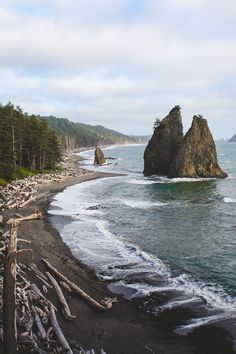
0,0,236,138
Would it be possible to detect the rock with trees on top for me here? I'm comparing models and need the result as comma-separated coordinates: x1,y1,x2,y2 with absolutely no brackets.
143,105,183,176
143,107,227,179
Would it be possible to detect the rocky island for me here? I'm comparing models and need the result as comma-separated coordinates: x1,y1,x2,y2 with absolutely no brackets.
94,147,107,165
143,106,183,175
144,107,227,179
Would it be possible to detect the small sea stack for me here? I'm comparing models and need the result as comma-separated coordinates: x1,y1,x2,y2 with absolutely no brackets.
94,147,106,165
143,105,183,176
168,115,228,179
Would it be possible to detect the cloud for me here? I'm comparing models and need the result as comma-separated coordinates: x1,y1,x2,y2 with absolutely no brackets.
0,0,235,138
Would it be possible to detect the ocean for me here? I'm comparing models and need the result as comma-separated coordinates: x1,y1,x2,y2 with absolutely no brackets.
49,142,236,335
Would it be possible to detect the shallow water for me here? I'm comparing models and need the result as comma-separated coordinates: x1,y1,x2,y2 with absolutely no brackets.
49,142,236,331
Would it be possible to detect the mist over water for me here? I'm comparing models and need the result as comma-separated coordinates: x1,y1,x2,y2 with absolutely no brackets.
49,143,236,330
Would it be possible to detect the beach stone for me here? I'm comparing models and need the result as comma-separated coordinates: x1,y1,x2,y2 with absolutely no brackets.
94,147,106,165
168,115,228,178
143,105,183,176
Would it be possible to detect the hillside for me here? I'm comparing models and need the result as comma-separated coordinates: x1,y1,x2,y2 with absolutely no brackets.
229,134,236,142
39,116,136,150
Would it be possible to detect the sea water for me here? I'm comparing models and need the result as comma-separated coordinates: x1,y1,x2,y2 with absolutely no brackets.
49,143,236,332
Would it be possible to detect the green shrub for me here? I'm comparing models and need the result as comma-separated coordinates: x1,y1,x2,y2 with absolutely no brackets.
0,178,8,187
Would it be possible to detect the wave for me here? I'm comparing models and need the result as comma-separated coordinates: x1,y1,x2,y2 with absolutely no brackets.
224,197,236,204
126,178,157,185
122,199,167,209
175,311,236,335
50,183,236,318
127,176,216,185
73,218,236,314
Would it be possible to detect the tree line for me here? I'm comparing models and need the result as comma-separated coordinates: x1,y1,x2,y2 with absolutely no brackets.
0,103,61,182
40,116,136,150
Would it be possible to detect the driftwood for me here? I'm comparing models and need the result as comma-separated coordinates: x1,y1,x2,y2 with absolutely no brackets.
49,303,73,354
0,160,92,212
32,306,47,340
3,224,18,354
46,272,76,320
42,258,106,311
0,191,8,202
7,210,42,225
18,195,36,208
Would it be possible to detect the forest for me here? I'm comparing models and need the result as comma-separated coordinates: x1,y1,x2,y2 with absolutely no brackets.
40,115,136,150
0,103,61,183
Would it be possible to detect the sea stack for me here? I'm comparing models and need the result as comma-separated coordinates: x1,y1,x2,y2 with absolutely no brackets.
168,115,228,179
94,147,106,165
143,105,183,176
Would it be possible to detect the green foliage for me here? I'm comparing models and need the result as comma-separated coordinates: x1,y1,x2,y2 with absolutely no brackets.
153,117,161,130
0,102,61,182
0,178,8,187
39,116,136,150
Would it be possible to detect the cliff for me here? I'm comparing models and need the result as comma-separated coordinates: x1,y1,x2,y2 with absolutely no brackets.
143,106,183,176
168,115,228,179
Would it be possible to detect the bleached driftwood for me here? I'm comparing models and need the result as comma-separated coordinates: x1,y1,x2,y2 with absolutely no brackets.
49,303,73,354
46,272,76,320
7,210,42,225
41,258,106,311
3,224,18,354
101,297,118,309
18,196,36,208
32,306,46,340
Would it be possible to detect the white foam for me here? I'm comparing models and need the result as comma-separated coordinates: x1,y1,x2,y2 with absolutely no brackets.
122,199,167,209
126,179,157,185
171,177,216,183
176,311,236,335
224,197,236,204
49,166,236,325
127,176,216,185
158,297,202,312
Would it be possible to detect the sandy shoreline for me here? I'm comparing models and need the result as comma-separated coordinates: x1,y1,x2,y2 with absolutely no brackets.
2,159,235,353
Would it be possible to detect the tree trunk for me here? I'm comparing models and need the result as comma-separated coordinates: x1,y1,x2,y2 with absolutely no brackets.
11,123,16,166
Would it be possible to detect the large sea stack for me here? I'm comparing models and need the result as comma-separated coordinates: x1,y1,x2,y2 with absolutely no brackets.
168,115,228,179
94,147,106,165
143,106,183,176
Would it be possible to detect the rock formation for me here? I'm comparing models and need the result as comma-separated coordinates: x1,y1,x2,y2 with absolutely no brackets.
229,134,236,142
143,106,183,175
168,115,228,179
94,147,106,165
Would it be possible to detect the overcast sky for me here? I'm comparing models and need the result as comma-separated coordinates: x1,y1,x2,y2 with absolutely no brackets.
0,0,235,138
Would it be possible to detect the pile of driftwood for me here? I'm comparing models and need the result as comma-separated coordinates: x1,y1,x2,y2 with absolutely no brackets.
0,166,91,213
0,212,116,353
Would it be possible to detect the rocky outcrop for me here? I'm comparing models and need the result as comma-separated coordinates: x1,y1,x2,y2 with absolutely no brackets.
94,147,106,165
229,134,236,142
143,106,183,175
168,115,228,179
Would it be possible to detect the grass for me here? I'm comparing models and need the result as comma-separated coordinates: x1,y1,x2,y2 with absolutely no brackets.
0,166,65,186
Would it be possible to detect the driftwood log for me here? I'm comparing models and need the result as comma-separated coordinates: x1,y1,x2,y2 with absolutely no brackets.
49,303,73,354
6,210,42,225
3,224,18,354
42,258,106,311
46,272,76,320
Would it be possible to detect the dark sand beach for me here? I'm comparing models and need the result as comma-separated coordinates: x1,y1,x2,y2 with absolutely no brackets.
1,157,235,354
